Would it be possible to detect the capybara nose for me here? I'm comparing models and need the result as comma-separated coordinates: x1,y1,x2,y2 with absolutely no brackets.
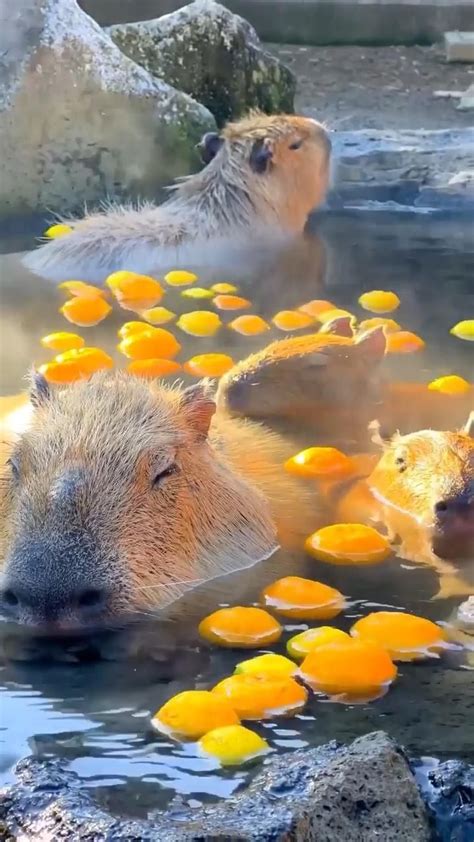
0,580,109,628
435,494,473,518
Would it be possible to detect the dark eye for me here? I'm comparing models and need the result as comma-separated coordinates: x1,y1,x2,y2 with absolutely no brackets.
289,139,303,150
395,455,407,473
152,464,177,488
6,456,20,481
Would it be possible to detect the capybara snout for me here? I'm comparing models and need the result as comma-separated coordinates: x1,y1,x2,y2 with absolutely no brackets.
368,425,474,561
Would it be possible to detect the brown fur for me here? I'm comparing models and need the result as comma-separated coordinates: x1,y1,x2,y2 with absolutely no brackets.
23,112,331,282
0,374,317,628
216,327,387,441
332,423,474,596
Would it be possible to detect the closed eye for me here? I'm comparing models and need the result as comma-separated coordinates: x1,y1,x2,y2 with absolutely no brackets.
6,456,20,481
152,464,178,488
289,139,303,150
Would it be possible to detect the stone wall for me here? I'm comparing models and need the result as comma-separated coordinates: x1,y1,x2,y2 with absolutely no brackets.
80,0,474,46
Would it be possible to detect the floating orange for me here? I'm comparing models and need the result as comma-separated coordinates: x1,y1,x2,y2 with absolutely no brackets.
127,359,182,378
184,353,234,378
199,725,270,766
450,320,474,342
261,576,345,620
55,347,113,376
211,283,238,294
284,447,355,480
235,653,297,678
359,318,401,334
298,639,397,698
106,271,163,307
199,607,282,648
117,327,180,360
176,311,222,337
213,294,251,311
212,674,307,719
152,690,239,740
287,627,350,661
117,321,151,340
350,611,449,661
358,290,400,314
40,331,85,352
60,296,112,327
272,310,314,331
45,223,72,238
298,300,335,318
140,307,176,325
305,523,392,565
228,315,270,336
428,375,471,396
39,359,82,384
164,270,198,286
386,331,425,354
58,281,106,298
181,287,214,300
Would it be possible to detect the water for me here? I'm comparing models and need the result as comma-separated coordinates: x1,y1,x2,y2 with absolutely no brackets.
0,211,473,819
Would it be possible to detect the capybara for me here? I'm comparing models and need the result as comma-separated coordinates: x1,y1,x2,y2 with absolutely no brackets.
0,372,318,632
217,326,387,442
331,415,474,596
218,323,473,437
24,112,331,282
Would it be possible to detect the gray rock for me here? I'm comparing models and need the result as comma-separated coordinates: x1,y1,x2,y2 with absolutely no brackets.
328,127,474,210
444,31,474,63
0,0,215,221
458,83,474,110
0,731,431,840
107,0,295,126
420,758,474,841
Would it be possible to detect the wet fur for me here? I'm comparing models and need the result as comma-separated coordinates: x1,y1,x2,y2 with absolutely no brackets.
24,112,330,282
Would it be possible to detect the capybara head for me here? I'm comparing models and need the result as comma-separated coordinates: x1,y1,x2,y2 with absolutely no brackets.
368,415,474,560
197,111,331,232
0,374,277,632
217,326,386,423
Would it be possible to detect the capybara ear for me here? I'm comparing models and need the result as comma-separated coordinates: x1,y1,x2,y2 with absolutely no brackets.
368,419,392,449
29,369,52,408
198,132,223,165
181,382,216,440
355,326,387,360
249,138,273,174
463,411,474,438
319,315,355,338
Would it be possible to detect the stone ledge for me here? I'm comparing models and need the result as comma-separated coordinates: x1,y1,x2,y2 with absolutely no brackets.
328,127,474,210
80,0,474,46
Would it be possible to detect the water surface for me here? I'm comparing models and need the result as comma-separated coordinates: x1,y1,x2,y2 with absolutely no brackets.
0,211,473,818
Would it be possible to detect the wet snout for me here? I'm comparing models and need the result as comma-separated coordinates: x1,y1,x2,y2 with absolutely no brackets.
0,538,117,633
432,486,474,560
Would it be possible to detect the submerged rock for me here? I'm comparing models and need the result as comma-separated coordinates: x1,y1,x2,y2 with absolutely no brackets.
107,0,295,126
1,731,431,840
422,759,474,842
0,0,215,221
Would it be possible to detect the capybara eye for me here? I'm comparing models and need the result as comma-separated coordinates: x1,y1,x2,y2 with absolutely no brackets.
152,464,177,489
289,139,303,150
6,457,20,481
395,455,407,473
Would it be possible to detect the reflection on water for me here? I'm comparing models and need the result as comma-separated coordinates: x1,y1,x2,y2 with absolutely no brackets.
0,211,473,817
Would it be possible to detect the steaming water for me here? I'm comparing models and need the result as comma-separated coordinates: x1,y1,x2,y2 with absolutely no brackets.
0,211,473,818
